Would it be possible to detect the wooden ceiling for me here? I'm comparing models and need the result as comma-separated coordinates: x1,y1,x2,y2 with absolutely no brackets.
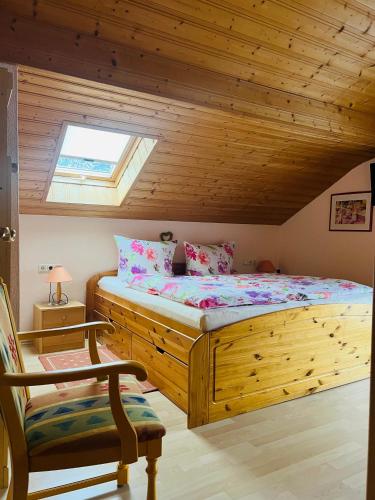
3,0,375,223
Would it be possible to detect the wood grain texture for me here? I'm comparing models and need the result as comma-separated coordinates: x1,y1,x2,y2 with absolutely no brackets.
88,271,372,428
0,65,19,325
188,333,209,428
0,279,163,500
32,301,86,354
20,343,370,500
209,304,372,422
1,0,375,222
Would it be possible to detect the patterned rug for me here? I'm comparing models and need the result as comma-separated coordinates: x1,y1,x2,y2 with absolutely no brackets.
39,346,158,393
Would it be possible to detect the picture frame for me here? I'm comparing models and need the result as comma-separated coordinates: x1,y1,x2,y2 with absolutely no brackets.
329,191,373,232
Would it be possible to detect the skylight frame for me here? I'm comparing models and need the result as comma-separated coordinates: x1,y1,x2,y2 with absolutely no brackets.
53,122,138,184
47,135,158,207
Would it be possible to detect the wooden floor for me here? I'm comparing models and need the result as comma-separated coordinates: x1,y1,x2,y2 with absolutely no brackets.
3,344,369,500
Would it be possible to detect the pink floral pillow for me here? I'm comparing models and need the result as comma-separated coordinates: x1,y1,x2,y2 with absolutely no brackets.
114,235,177,282
184,241,235,276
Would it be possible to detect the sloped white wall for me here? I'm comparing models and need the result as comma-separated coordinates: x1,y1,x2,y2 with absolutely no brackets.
279,160,375,286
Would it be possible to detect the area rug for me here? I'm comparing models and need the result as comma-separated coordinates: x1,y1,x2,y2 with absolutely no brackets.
39,346,158,393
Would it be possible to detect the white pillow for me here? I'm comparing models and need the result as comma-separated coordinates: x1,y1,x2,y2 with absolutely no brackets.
114,235,177,282
184,241,235,276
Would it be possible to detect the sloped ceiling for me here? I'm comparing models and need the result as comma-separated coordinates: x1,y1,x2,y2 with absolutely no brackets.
2,0,375,223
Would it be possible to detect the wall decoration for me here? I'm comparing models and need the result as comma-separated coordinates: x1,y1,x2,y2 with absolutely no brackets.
329,191,372,232
160,231,174,241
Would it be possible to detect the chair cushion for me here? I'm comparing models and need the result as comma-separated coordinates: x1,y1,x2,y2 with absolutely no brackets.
24,375,165,457
0,285,27,422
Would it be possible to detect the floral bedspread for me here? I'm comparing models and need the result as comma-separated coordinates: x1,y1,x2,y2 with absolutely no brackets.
127,273,372,309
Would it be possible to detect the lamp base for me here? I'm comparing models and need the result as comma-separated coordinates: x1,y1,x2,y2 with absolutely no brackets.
49,292,69,307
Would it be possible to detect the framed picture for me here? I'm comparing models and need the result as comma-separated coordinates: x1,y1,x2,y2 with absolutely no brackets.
329,191,373,232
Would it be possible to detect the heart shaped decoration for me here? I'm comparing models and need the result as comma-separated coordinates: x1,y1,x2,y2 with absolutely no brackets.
160,231,174,242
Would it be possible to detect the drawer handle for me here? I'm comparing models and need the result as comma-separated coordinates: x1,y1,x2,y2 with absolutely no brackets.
61,315,67,321
156,346,165,355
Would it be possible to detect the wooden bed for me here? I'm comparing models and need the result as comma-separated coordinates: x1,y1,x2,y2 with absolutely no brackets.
87,271,372,428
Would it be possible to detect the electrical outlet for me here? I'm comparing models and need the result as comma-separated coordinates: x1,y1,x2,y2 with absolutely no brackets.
38,264,56,274
243,259,257,267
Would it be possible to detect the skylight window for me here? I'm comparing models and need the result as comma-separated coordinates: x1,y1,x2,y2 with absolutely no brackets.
48,133,157,206
56,125,132,179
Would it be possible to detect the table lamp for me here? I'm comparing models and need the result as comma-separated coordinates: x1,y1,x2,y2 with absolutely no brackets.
47,266,72,306
256,260,276,273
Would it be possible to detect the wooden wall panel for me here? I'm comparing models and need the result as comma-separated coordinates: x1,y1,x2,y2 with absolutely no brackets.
1,1,375,223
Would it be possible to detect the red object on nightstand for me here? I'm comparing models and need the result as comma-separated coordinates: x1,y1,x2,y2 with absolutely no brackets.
256,260,276,273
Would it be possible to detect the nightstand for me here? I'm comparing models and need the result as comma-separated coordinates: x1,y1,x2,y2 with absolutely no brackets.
33,301,86,354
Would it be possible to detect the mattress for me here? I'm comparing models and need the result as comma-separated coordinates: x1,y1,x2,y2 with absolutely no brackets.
98,276,373,332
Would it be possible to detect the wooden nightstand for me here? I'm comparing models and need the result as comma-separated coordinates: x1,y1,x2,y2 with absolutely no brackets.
33,301,86,354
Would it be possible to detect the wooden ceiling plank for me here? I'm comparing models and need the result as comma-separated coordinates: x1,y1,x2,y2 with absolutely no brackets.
19,81,375,148
144,0,375,63
18,85,375,147
19,180,46,191
14,0,375,109
2,7,375,132
133,180,329,200
3,2,375,224
19,170,49,182
19,65,375,129
20,70,372,148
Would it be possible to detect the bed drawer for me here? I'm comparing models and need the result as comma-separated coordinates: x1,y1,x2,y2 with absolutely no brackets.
93,311,131,359
104,321,132,360
132,334,188,412
95,296,153,343
127,313,193,363
96,295,193,363
141,318,193,364
92,310,109,343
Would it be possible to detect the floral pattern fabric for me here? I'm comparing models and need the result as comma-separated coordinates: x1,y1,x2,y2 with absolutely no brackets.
128,273,372,309
184,241,235,276
114,235,177,282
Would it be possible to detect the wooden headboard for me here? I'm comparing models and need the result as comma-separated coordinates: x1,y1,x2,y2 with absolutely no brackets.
172,262,186,275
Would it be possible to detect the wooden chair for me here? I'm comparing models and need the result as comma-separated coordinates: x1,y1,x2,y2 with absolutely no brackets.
0,278,165,500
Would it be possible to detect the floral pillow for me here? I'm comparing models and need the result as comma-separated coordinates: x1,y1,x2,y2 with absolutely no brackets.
184,241,235,276
114,235,177,282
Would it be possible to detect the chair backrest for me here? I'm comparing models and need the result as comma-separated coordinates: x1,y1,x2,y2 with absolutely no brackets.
0,279,27,427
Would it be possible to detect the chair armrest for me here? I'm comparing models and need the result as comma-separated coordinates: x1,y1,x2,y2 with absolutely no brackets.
0,360,147,464
17,321,115,341
0,360,147,386
18,321,116,380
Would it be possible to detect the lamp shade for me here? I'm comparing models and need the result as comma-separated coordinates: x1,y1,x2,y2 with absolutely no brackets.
47,266,72,283
256,260,276,273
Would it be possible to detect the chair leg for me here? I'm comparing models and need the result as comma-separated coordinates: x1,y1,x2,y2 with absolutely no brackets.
6,478,12,500
146,457,158,500
117,462,129,487
0,418,9,489
8,467,28,500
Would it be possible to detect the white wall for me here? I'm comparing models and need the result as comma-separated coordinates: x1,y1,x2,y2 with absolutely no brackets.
20,161,375,330
19,215,280,329
279,160,375,286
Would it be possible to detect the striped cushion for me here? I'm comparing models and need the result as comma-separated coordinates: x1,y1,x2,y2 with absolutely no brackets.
0,285,27,424
25,375,165,456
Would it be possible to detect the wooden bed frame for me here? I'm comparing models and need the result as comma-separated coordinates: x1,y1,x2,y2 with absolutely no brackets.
87,271,372,428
